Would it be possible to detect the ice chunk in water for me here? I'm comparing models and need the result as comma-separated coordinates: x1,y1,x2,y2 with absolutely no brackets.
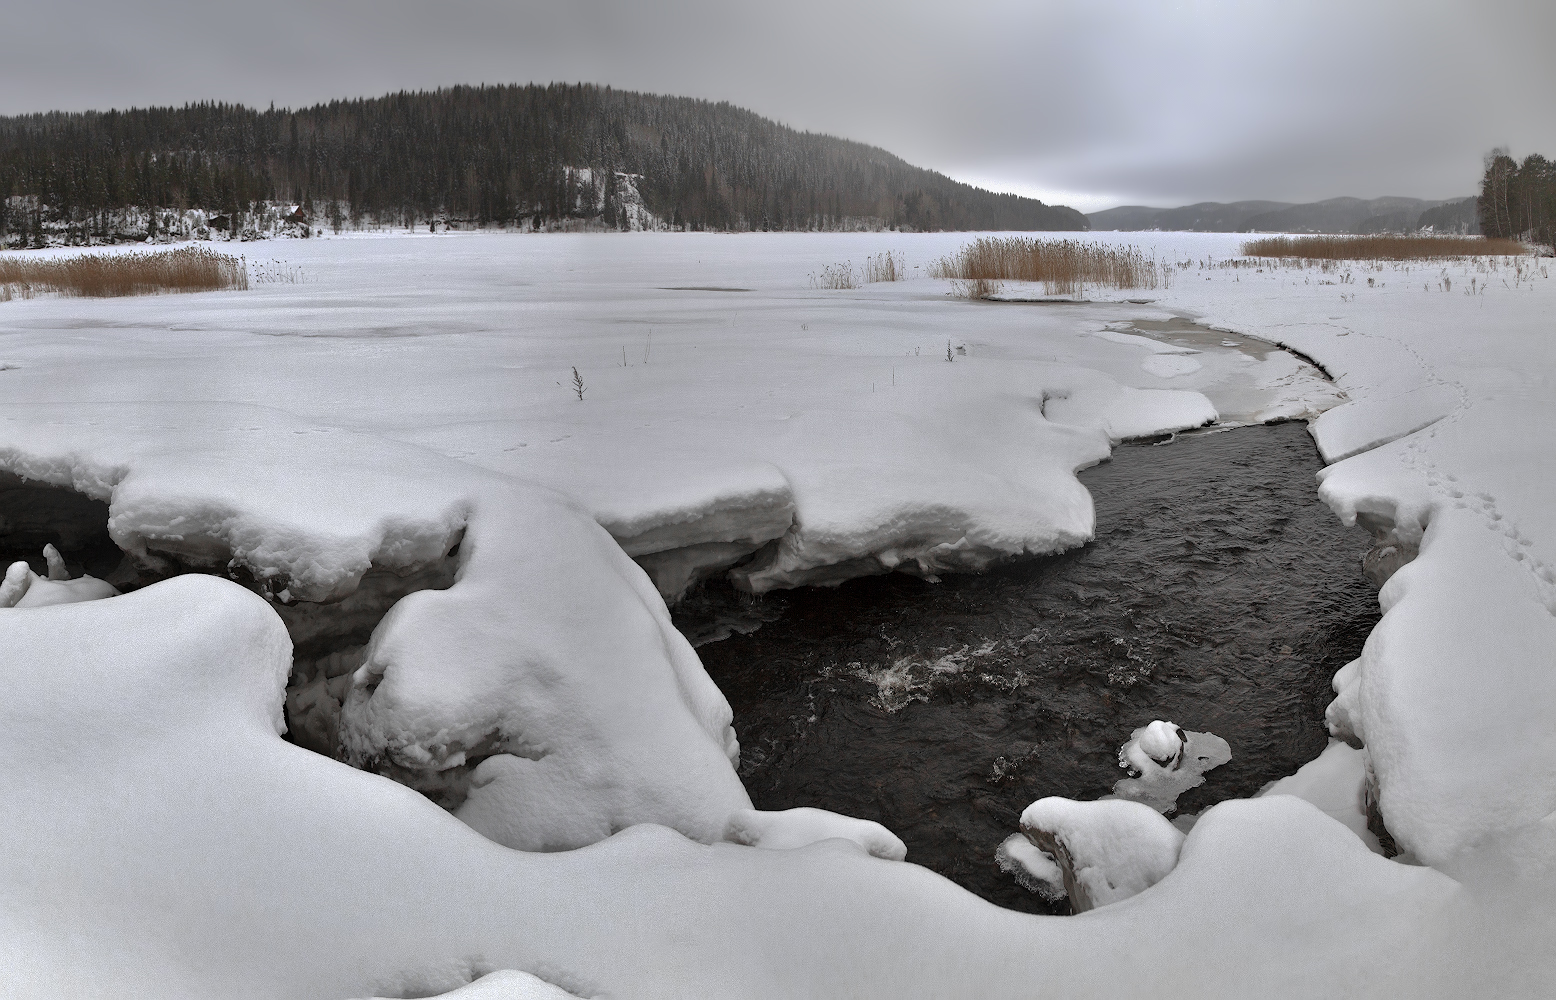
1112,720,1231,814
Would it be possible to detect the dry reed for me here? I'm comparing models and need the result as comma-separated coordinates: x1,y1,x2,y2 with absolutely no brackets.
949,278,1003,299
0,247,249,299
864,251,904,283
809,262,858,290
1241,234,1528,261
932,237,1160,295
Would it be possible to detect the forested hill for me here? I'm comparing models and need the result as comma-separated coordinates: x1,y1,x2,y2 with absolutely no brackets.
0,84,1086,234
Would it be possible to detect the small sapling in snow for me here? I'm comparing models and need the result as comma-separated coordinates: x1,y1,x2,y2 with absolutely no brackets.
572,367,586,400
946,341,954,362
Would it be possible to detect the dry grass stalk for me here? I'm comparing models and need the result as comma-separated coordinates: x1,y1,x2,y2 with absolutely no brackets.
932,237,1159,295
1241,234,1528,261
0,247,249,299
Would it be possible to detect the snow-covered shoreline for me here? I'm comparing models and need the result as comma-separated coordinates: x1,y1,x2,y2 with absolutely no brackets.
2,230,1552,997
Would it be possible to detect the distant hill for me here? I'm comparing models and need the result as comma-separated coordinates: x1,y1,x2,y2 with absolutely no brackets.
0,84,1086,241
1089,196,1477,234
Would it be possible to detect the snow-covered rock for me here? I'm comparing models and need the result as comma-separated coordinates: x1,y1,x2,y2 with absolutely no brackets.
1326,658,1364,745
995,832,1068,901
1018,797,1187,911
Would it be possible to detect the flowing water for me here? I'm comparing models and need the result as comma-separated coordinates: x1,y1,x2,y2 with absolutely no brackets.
677,421,1379,914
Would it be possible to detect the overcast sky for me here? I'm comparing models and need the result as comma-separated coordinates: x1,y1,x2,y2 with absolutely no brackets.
7,0,1553,213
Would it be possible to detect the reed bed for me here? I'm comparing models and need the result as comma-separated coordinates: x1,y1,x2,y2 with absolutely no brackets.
0,247,249,299
1241,234,1528,261
932,237,1160,295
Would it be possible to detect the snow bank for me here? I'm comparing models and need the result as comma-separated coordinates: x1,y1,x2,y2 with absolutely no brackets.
1098,232,1556,872
1309,383,1460,464
1307,392,1556,863
1042,385,1218,442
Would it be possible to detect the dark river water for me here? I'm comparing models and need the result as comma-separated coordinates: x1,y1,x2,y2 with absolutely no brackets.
676,421,1379,914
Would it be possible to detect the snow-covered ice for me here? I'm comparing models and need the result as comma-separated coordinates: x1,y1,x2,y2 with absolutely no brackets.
2,229,1554,995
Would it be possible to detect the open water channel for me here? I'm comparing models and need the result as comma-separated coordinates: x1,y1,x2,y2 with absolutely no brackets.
676,420,1379,914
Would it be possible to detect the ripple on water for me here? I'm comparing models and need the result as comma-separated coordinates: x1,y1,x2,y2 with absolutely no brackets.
678,422,1380,914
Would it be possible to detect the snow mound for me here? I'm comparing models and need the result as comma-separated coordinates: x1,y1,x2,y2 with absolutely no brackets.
340,477,751,851
1,545,119,608
1258,740,1381,853
723,806,907,860
1018,797,1186,911
362,970,582,1000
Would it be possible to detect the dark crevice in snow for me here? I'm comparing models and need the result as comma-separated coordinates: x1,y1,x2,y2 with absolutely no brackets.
0,472,123,580
0,470,464,766
1354,510,1420,587
280,551,461,758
